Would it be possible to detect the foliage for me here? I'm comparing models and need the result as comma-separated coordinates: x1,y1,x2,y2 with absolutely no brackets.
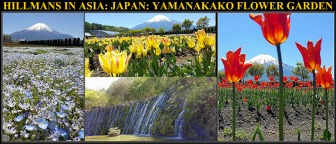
172,24,182,32
142,27,156,33
196,16,210,29
266,65,279,81
292,62,310,81
181,19,194,30
3,34,12,42
85,21,129,32
248,63,265,78
85,89,108,110
218,71,225,80
158,27,165,33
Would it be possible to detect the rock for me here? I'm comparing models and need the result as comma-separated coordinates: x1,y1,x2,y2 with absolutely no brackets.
108,127,121,137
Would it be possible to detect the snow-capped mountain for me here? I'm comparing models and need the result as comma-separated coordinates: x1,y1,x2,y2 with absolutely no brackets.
131,15,196,31
219,54,310,81
147,15,173,23
246,54,294,72
10,23,74,41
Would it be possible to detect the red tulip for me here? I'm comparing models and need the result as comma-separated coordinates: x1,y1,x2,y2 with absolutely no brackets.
316,66,333,90
269,76,274,82
237,86,243,92
242,97,247,102
266,105,271,111
221,48,252,83
254,75,259,82
290,76,294,81
250,13,291,45
294,77,299,82
320,100,325,105
247,79,253,85
295,38,322,72
283,76,288,83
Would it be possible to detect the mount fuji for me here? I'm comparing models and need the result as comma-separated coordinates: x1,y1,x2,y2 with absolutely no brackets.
131,15,196,31
219,54,306,81
10,23,74,41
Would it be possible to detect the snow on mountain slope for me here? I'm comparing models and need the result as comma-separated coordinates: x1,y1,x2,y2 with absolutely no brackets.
26,23,55,32
147,15,173,22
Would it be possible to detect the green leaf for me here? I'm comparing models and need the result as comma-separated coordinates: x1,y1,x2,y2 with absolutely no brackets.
323,129,331,141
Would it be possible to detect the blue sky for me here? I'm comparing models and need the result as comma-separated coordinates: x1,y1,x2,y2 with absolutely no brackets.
218,13,334,76
3,13,84,38
85,13,216,28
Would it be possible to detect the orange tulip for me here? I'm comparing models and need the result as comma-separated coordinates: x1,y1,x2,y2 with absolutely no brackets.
250,13,291,45
221,48,252,83
316,66,333,90
295,38,322,72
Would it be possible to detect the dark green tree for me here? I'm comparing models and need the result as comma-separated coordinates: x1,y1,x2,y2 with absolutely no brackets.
182,19,194,30
196,16,210,29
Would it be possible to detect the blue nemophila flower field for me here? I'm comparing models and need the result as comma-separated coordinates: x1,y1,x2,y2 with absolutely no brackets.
2,47,84,141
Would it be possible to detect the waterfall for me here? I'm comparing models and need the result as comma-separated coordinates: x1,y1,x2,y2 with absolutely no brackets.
85,87,182,137
174,100,186,138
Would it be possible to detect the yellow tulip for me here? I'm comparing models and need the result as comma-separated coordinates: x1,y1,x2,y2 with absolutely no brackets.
146,36,160,50
85,58,92,77
142,48,147,57
209,35,216,46
195,42,205,52
171,47,176,53
98,50,132,77
197,53,203,62
130,39,146,58
162,47,170,54
105,45,113,52
154,48,161,56
161,37,171,48
187,37,196,48
195,29,206,44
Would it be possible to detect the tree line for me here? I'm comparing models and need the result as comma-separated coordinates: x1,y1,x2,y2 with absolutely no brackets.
85,22,130,32
219,62,311,82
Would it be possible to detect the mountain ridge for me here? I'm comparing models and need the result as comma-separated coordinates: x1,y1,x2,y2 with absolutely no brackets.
10,23,74,41
132,15,196,31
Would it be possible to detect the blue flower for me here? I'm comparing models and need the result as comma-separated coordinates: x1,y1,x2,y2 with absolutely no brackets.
57,127,67,137
47,121,57,131
37,118,48,130
25,90,33,99
60,104,69,111
56,111,66,118
25,124,36,131
79,129,84,139
14,115,25,122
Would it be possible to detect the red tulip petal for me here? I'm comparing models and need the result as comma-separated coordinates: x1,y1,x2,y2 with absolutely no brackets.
249,14,263,26
296,42,312,71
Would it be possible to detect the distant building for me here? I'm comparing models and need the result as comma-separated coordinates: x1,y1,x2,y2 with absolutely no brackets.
90,30,119,37
85,32,92,37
